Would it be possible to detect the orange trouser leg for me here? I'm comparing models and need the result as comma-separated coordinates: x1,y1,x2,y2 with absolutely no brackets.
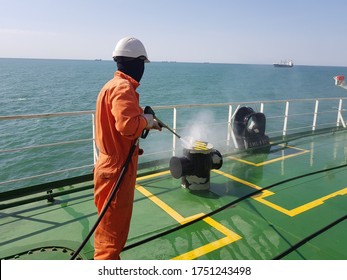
93,173,135,260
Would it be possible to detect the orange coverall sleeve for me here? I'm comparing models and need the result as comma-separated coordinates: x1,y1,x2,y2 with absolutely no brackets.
110,81,147,140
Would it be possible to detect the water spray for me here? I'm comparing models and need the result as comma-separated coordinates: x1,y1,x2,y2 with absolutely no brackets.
143,106,191,147
143,107,224,191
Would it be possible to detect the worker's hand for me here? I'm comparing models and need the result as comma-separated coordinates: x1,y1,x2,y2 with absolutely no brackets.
143,106,162,131
152,119,162,131
142,114,162,130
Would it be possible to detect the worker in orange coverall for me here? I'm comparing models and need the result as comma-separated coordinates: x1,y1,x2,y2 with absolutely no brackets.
93,37,161,259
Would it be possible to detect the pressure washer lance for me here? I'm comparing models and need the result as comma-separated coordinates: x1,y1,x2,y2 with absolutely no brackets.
142,106,190,146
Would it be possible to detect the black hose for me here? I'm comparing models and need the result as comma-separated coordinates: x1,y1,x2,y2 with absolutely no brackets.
273,214,347,260
70,138,139,260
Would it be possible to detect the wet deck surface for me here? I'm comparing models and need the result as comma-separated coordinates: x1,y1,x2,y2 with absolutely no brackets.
1,130,347,260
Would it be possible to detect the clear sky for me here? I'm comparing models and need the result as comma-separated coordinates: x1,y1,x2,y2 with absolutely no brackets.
1,0,347,66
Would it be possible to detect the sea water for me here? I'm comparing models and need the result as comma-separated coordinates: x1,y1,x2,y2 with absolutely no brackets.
0,58,346,191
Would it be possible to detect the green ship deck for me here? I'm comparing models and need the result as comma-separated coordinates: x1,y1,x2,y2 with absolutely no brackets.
1,98,347,260
1,128,347,260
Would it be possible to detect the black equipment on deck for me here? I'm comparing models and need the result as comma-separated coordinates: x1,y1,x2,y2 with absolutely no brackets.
233,107,270,152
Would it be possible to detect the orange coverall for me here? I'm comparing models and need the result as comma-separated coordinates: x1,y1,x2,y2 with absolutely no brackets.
93,71,147,259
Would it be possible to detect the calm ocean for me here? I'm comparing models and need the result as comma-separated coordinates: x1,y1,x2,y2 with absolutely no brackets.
1,58,346,191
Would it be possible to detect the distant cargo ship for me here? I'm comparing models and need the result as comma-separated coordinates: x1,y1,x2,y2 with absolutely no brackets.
273,60,293,67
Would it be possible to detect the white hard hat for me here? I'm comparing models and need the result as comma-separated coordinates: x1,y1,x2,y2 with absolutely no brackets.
112,37,150,62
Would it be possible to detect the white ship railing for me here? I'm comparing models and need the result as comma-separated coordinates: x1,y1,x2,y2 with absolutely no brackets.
1,97,347,190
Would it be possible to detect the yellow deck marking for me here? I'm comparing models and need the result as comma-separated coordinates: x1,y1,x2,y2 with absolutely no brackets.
213,170,347,216
135,158,346,218
135,185,205,223
172,217,242,260
212,169,274,197
228,146,309,167
135,184,242,259
253,187,347,217
137,170,171,182
216,145,347,216
133,146,346,258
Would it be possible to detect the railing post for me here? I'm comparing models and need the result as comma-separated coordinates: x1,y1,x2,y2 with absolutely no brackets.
92,113,98,164
172,107,177,156
230,104,241,149
260,102,264,113
283,101,289,136
312,99,319,131
336,98,346,128
227,104,232,146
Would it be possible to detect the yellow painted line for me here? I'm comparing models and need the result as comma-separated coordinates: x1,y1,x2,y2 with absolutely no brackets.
135,183,242,259
172,217,242,260
135,158,347,257
212,169,274,197
137,170,171,181
276,143,307,150
252,196,293,216
227,156,260,166
213,169,347,217
135,184,189,222
254,187,347,217
228,149,309,166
